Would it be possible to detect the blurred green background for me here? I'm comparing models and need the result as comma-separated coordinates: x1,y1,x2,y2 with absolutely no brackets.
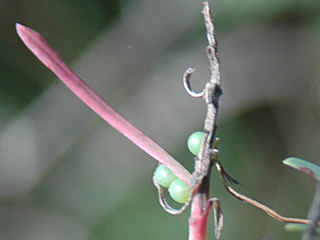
1,0,320,239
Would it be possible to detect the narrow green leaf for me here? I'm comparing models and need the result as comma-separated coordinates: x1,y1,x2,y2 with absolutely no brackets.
283,157,320,181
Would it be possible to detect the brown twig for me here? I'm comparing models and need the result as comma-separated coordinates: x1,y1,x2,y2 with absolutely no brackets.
214,160,320,226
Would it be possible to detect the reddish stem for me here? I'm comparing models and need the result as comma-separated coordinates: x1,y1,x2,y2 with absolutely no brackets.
189,194,211,240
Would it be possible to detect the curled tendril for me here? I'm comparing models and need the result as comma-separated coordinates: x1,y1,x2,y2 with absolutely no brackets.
152,174,193,215
183,68,205,98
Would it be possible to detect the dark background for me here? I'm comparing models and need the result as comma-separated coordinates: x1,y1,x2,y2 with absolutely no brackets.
1,0,320,239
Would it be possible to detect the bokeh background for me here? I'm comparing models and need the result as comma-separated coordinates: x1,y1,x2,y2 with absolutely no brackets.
1,0,320,239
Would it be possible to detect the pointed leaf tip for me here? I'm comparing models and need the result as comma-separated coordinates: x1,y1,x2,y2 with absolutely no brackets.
15,23,22,35
16,23,26,35
283,157,320,181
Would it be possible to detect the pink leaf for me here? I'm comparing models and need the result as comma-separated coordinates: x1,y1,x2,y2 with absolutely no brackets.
16,23,191,184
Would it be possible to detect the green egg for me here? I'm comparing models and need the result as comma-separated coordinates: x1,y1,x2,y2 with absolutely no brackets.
187,131,203,155
154,164,178,188
168,179,190,204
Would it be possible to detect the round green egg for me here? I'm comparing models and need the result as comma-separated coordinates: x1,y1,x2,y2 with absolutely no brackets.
187,131,203,155
168,179,190,204
154,164,178,188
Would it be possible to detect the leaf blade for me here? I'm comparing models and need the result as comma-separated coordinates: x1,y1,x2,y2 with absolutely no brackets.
283,157,320,181
15,23,191,184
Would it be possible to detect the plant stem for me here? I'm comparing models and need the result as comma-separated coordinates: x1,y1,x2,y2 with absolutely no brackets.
187,2,223,239
301,181,320,240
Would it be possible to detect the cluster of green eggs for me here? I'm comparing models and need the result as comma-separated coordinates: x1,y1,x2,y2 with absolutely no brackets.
154,131,203,204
